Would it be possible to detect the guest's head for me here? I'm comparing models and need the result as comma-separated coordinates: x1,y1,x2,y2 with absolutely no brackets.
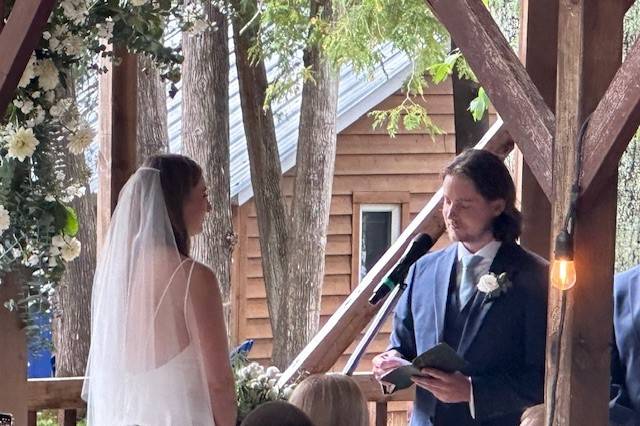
442,149,520,249
240,401,315,426
143,154,211,255
289,374,369,426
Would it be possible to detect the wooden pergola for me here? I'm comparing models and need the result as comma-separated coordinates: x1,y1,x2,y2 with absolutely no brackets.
1,0,640,425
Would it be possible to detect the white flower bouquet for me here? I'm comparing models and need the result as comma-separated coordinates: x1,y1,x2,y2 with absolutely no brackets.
233,357,296,424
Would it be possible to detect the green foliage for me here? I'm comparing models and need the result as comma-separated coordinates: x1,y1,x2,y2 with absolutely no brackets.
469,87,490,122
369,99,443,138
1,0,199,347
36,410,87,426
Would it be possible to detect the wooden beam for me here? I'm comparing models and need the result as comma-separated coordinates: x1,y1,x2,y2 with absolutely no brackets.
97,46,137,247
517,0,558,258
425,0,554,199
0,274,28,426
0,0,55,114
545,1,624,424
580,34,640,200
278,120,513,385
27,378,85,410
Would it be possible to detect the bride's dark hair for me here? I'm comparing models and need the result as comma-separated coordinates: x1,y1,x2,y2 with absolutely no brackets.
143,154,202,257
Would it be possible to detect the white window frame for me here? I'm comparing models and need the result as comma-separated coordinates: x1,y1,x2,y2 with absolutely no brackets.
358,204,401,279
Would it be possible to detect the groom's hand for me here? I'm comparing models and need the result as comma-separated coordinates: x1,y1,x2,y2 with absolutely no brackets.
372,349,405,382
412,367,471,403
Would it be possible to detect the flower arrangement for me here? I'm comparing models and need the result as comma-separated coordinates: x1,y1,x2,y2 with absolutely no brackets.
233,356,297,424
1,0,211,338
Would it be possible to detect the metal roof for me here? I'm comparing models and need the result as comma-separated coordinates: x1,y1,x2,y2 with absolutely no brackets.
83,37,412,206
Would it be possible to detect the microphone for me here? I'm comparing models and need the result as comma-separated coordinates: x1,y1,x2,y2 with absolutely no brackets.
368,233,435,305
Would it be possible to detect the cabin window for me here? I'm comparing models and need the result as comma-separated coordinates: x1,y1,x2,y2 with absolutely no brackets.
359,204,401,280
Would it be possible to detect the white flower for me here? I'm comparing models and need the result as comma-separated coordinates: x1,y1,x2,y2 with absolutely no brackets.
477,274,500,293
45,194,55,202
0,205,10,233
63,35,84,57
49,37,61,52
20,100,34,115
31,91,41,99
18,57,36,88
45,91,55,103
189,18,210,35
265,366,279,379
51,234,81,262
267,388,279,400
34,106,45,125
96,19,114,39
67,125,95,154
35,60,59,91
5,127,39,161
60,237,81,262
52,234,66,247
27,254,40,267
48,256,57,267
130,0,148,6
42,31,51,40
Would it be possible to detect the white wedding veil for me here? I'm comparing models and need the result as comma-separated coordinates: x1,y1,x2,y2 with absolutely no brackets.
82,167,214,425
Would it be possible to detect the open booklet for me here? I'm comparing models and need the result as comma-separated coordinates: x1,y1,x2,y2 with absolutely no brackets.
379,342,467,391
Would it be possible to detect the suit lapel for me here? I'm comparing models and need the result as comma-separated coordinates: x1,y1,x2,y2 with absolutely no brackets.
458,243,518,356
434,244,458,342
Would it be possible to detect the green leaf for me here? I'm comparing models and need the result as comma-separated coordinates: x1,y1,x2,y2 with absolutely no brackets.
468,87,490,122
64,206,79,236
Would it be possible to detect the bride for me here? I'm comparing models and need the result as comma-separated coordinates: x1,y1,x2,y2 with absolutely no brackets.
82,154,237,425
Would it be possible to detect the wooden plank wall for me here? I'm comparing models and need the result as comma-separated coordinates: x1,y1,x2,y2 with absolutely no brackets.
234,80,458,366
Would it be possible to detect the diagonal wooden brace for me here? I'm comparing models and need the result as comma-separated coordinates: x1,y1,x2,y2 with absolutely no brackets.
0,0,56,115
580,33,640,199
426,0,554,199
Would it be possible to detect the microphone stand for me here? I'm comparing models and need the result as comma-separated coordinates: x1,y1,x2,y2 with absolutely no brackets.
342,283,407,375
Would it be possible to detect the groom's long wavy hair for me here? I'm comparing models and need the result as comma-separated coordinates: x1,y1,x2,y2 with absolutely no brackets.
443,149,522,243
144,154,202,257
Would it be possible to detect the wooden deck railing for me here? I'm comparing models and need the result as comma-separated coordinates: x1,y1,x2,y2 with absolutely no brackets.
26,373,413,425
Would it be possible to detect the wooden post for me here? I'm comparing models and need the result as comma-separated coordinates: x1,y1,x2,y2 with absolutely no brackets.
0,274,28,426
375,402,388,426
97,45,137,247
517,0,558,258
545,1,625,424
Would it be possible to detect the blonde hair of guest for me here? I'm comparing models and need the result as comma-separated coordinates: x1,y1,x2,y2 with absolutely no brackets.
289,374,369,426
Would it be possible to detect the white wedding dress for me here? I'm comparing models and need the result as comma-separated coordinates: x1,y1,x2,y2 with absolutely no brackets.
82,168,216,426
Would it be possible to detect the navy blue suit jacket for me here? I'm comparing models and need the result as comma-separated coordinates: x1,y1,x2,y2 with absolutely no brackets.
610,266,640,425
389,242,548,425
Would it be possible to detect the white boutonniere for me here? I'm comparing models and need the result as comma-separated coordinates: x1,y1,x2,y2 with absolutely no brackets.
477,272,511,303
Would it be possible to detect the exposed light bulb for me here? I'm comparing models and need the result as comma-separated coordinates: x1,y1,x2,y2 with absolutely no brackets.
551,258,576,290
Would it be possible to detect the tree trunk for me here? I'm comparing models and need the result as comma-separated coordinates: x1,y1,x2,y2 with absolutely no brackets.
232,0,289,329
137,54,169,163
52,78,96,378
272,3,338,368
232,0,338,368
182,3,235,335
451,41,489,153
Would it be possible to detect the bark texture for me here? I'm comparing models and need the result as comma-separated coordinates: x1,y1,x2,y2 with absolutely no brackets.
136,54,169,162
232,1,289,330
182,4,235,334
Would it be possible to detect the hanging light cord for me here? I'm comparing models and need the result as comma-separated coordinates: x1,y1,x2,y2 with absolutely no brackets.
545,113,591,426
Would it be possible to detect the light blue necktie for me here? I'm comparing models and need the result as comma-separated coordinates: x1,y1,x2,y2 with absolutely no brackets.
459,254,483,310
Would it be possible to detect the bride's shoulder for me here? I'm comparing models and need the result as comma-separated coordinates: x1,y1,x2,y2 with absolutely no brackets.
183,259,220,289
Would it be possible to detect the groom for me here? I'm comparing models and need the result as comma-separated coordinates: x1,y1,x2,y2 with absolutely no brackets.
373,150,548,426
